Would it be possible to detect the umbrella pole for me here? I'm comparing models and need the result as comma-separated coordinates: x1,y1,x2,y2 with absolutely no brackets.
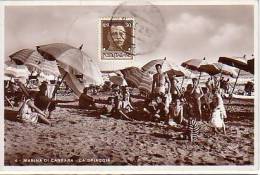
45,72,68,113
180,76,185,88
229,69,241,103
198,72,202,85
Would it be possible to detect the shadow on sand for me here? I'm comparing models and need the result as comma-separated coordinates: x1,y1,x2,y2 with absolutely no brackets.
4,109,19,122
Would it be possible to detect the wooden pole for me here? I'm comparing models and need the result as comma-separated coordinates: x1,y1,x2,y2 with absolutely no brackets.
180,76,185,88
198,72,202,85
45,72,68,112
229,69,241,103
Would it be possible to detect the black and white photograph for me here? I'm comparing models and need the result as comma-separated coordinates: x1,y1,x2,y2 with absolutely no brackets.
1,0,258,171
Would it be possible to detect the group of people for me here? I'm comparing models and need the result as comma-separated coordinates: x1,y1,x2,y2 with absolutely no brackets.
142,64,227,141
13,64,228,142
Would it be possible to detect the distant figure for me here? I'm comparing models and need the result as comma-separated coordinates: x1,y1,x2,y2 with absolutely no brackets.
244,81,254,96
205,77,213,93
152,64,171,95
223,78,230,94
107,24,127,51
79,87,97,109
17,92,51,125
34,82,75,118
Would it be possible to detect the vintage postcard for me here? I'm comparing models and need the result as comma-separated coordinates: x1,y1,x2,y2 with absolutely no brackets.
0,0,259,174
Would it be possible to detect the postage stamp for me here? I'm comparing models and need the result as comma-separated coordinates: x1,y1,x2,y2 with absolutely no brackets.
100,17,134,60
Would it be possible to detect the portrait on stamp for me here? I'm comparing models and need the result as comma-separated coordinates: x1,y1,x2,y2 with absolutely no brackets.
100,18,134,60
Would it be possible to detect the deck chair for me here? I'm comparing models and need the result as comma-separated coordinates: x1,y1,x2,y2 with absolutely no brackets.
4,96,14,108
17,81,30,100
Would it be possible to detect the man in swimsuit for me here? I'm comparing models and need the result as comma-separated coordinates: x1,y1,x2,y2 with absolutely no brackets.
191,78,204,121
152,64,171,96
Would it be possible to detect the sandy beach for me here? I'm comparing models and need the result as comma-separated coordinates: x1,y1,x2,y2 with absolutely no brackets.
4,92,254,166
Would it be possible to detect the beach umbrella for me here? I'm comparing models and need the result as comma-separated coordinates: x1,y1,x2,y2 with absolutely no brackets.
121,67,153,93
109,76,128,86
142,57,172,74
181,58,205,71
166,64,191,77
247,58,254,74
218,55,249,99
213,63,238,78
37,43,104,97
4,64,30,79
181,58,206,83
198,63,220,75
218,56,248,71
166,64,193,88
39,59,60,77
23,51,45,72
9,49,35,65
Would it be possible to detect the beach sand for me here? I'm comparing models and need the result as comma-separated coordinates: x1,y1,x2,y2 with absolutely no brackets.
4,93,254,165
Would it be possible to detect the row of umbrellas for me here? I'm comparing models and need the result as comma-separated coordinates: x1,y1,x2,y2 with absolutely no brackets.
5,43,104,98
6,42,254,97
110,55,254,94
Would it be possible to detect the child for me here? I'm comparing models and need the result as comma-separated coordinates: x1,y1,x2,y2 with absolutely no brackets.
210,90,226,134
179,116,200,142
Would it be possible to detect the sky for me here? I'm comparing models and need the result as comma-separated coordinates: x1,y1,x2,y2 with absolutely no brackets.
5,4,254,71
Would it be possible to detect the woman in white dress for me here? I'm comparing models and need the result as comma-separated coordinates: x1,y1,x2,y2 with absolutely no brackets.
17,95,51,125
211,90,226,134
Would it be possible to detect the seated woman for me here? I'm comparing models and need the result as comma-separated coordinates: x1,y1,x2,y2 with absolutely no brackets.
79,87,97,110
34,82,77,118
169,98,184,126
143,94,169,122
112,87,134,120
17,92,51,125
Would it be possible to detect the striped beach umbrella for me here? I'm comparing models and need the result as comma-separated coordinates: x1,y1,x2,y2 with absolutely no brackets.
24,51,45,72
109,76,128,86
9,49,35,65
39,59,60,77
121,67,153,93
